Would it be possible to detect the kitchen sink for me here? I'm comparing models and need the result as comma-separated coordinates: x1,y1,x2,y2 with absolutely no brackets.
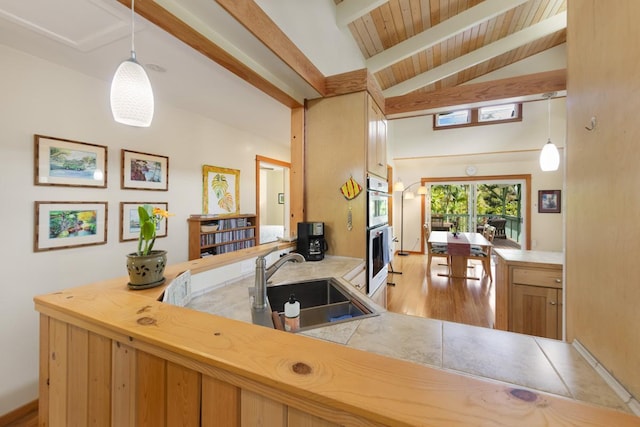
259,277,378,332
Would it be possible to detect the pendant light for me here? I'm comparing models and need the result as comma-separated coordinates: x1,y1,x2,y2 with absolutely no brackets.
539,92,559,171
110,0,154,127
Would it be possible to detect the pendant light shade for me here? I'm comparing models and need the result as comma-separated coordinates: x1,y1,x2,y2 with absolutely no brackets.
110,0,154,127
539,92,559,171
539,139,560,171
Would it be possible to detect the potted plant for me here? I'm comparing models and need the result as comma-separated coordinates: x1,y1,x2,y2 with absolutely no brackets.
126,204,172,289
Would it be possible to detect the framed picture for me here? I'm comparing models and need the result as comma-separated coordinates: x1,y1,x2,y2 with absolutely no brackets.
121,149,169,191
34,201,108,252
278,193,284,204
538,190,561,213
202,165,240,215
119,202,169,242
34,134,107,188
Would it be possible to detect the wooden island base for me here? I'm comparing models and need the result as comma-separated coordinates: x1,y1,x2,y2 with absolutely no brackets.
34,252,638,426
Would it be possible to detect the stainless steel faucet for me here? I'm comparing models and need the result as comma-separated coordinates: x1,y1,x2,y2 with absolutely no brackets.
252,250,305,309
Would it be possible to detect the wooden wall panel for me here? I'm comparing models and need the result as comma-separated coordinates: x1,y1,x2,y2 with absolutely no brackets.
201,376,240,427
88,333,111,426
136,351,167,427
166,362,201,426
67,325,89,426
290,106,305,227
566,0,640,399
38,314,50,427
305,92,367,259
241,389,286,426
112,341,136,426
48,318,68,426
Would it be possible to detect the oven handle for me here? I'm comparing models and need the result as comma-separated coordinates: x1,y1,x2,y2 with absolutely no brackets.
367,189,391,197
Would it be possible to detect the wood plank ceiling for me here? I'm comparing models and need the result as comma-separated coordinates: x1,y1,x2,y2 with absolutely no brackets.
340,0,567,98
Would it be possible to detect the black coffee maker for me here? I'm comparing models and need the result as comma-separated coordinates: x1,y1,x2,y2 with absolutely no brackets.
297,222,327,261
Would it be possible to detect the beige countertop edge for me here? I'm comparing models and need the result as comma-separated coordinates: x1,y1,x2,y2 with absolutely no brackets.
494,248,564,266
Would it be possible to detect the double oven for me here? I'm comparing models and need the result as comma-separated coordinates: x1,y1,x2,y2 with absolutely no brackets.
366,176,392,296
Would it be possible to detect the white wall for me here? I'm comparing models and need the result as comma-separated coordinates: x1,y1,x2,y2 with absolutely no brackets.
0,45,290,414
389,99,565,252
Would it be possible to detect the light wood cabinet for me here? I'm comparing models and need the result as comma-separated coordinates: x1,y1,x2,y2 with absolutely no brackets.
510,265,562,339
512,282,563,340
187,214,256,260
494,249,563,339
367,98,387,179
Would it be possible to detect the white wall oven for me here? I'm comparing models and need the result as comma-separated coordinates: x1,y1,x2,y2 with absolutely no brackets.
366,176,390,296
367,176,389,228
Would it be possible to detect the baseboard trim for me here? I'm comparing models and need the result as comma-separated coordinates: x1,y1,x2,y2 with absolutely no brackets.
0,399,38,426
572,339,640,416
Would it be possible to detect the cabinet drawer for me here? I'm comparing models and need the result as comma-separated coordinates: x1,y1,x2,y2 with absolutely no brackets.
512,267,562,288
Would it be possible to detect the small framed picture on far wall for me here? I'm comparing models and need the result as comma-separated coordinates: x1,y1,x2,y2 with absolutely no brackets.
538,190,561,213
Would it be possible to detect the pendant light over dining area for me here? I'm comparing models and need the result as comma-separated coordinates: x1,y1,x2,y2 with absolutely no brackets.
110,0,154,127
539,92,560,171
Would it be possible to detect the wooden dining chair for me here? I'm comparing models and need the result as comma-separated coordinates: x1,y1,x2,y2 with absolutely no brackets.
468,225,495,281
424,224,450,274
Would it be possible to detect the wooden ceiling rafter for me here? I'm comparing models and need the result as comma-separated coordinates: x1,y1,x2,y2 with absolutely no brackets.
214,0,326,96
385,68,567,117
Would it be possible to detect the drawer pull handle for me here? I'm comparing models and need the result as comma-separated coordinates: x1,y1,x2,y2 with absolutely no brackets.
549,301,556,305
555,279,561,283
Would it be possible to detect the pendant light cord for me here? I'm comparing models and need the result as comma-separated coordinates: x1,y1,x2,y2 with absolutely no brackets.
547,94,551,141
130,0,136,57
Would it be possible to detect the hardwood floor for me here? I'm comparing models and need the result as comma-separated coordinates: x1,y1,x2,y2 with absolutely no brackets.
386,253,496,328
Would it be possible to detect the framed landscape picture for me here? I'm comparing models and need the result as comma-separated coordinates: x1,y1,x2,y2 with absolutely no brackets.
538,190,561,213
202,165,240,215
121,149,169,191
120,202,168,242
34,135,107,188
34,201,108,252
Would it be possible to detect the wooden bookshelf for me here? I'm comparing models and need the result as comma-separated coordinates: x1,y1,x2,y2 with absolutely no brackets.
188,214,257,260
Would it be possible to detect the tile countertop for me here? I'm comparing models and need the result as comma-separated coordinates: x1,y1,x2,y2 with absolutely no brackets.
187,255,632,415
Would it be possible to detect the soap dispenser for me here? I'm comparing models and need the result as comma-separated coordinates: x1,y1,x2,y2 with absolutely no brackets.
284,293,300,332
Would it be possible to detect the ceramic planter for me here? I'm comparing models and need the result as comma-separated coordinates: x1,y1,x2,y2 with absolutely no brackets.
126,250,167,289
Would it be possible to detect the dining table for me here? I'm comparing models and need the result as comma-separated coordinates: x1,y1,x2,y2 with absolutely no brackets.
428,231,493,280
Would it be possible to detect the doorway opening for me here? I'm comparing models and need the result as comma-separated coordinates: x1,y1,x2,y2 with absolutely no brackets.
255,155,290,244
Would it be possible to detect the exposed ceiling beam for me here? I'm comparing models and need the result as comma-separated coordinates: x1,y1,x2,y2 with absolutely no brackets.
215,0,326,96
119,0,302,108
366,0,529,73
336,0,389,27
385,69,566,118
383,11,567,97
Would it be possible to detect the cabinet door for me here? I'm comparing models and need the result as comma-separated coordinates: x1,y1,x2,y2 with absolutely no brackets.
511,284,560,339
367,99,387,178
370,278,387,308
